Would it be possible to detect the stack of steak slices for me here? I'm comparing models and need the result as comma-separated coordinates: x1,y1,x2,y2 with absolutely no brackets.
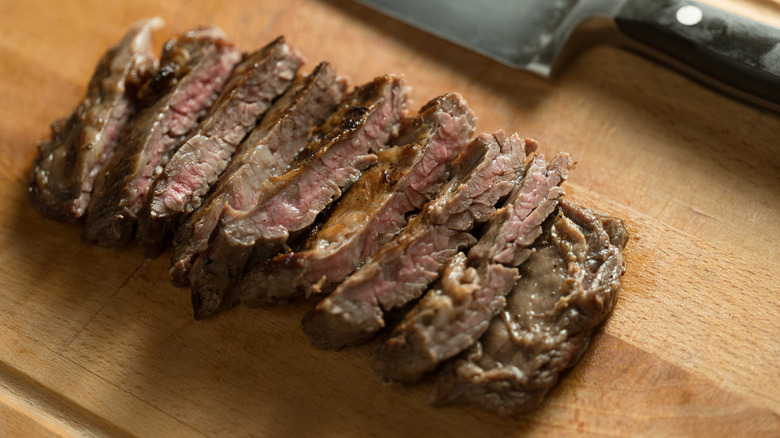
372,152,574,383
136,37,304,256
29,21,630,417
29,18,161,222
189,74,408,319
84,27,242,246
303,130,531,349
169,61,347,286
239,93,477,306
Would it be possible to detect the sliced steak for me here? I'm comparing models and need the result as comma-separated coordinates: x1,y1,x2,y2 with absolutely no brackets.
468,153,573,265
431,200,629,415
372,152,574,383
29,18,161,222
83,27,241,246
189,75,407,319
169,62,347,286
136,37,304,254
302,130,530,350
374,254,517,383
239,93,476,306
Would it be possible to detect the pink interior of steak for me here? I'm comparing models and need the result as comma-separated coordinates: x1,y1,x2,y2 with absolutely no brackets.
160,136,224,212
355,109,474,259
218,67,346,214
127,44,239,215
187,76,405,320
155,43,303,217
378,227,474,311
489,153,571,265
224,83,402,244
169,65,346,285
305,148,417,251
304,131,529,349
237,93,476,305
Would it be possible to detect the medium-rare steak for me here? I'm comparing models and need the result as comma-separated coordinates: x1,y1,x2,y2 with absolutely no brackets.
239,93,476,306
29,18,161,223
25,19,635,419
468,153,573,266
188,74,407,319
169,62,347,286
431,200,628,415
83,27,241,246
372,152,574,383
302,131,531,350
136,37,303,254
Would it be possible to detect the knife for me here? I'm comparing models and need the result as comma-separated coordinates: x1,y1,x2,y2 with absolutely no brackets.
355,0,780,111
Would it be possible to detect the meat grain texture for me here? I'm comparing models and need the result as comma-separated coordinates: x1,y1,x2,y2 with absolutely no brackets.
188,74,408,319
136,37,304,254
432,200,628,415
29,18,161,222
27,21,629,418
83,27,240,246
239,93,476,305
169,62,346,286
373,152,575,384
302,131,531,350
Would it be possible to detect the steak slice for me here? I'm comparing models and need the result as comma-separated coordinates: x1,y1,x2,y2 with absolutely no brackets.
136,37,304,255
239,93,476,306
468,153,573,266
83,27,241,246
188,74,407,319
372,152,574,383
29,18,161,223
374,254,517,383
302,131,530,350
431,200,629,415
169,62,346,286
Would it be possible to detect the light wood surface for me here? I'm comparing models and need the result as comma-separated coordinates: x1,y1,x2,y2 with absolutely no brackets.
1,0,779,436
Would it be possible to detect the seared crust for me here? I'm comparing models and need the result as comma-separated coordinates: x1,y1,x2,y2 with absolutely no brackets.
239,93,476,306
302,131,531,350
83,27,240,247
188,75,407,319
29,18,161,222
169,62,347,285
373,151,574,384
431,200,628,415
136,37,303,255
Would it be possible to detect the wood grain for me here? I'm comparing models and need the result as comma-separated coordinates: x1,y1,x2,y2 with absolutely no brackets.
0,0,778,436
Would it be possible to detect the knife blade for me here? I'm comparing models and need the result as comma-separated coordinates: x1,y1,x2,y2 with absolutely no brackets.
356,0,780,111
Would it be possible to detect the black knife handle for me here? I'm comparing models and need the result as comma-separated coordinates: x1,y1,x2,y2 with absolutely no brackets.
615,0,780,110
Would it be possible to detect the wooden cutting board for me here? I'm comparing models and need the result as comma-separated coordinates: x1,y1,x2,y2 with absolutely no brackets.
1,0,778,436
